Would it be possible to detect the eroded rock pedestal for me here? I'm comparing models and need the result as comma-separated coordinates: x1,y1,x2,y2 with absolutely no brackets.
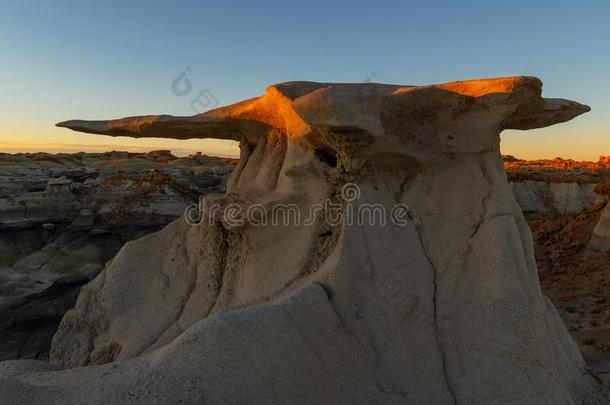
0,77,607,404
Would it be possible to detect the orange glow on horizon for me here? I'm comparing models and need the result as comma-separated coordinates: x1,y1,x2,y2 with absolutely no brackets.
0,139,241,158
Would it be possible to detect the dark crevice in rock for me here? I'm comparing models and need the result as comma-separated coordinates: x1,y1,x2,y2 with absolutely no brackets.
314,148,338,168
411,223,459,405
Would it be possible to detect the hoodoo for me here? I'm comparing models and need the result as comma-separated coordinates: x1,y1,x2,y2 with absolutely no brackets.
1,77,607,404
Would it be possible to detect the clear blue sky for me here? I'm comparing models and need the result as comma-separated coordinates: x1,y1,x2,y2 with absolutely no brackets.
0,0,608,159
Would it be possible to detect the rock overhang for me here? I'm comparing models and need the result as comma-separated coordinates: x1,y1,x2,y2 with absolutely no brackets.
56,76,590,166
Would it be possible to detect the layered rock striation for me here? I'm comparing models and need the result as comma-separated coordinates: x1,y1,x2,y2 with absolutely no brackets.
0,151,232,361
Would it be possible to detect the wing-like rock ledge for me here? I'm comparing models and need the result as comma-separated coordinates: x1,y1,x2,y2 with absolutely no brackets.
56,76,590,153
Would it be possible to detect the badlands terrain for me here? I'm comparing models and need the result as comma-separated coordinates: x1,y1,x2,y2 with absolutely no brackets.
506,156,610,383
2,152,609,382
0,77,609,404
0,151,234,360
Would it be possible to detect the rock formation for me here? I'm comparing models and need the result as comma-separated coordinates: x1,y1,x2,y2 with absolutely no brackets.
587,203,610,254
505,157,610,218
0,151,231,361
1,77,608,404
510,180,597,217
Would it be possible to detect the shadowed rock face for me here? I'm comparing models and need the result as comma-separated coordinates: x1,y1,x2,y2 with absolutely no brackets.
1,77,607,404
